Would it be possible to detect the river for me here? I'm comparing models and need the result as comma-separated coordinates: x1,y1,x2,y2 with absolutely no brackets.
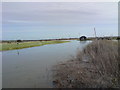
2,40,91,88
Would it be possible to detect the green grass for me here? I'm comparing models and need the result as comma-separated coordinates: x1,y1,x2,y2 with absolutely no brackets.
0,40,70,51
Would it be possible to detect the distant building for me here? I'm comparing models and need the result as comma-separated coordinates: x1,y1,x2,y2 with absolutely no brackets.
79,36,87,41
97,37,112,40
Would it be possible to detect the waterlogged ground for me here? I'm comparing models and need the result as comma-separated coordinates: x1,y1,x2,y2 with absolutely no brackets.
2,40,91,88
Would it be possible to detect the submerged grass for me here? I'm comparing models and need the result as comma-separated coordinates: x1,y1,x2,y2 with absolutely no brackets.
0,40,70,51
53,40,119,88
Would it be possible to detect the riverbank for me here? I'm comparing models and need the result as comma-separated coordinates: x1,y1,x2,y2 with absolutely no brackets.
0,40,70,51
53,40,119,88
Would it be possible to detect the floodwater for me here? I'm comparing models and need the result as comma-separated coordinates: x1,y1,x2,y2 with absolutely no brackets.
2,40,91,88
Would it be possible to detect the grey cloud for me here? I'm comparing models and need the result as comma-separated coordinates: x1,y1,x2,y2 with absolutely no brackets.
2,2,118,26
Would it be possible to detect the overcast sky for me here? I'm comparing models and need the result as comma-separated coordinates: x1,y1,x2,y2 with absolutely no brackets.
2,2,118,40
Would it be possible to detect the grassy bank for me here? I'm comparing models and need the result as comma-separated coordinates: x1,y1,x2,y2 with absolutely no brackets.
0,40,70,51
53,40,119,88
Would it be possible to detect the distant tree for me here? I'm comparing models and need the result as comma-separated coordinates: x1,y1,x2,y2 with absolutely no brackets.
17,40,22,42
117,37,120,40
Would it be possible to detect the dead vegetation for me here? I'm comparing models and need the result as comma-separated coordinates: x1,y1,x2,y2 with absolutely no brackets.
52,40,119,88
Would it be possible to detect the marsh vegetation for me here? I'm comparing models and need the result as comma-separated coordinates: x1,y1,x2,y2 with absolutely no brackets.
0,40,70,51
53,40,119,88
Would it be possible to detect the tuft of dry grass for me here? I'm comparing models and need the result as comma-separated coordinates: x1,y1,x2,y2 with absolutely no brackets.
52,40,119,88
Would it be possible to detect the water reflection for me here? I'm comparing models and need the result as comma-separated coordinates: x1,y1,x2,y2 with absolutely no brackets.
2,40,91,88
17,50,19,55
79,41,87,44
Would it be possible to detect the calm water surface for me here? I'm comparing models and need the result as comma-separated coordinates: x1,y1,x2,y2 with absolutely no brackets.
2,40,91,88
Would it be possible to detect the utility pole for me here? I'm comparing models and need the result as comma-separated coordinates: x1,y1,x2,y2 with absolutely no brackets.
94,27,97,38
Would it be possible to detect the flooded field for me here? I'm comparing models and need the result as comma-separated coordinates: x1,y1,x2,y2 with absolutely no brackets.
2,40,91,88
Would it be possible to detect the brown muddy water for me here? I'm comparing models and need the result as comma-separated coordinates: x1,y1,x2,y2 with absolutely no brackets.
2,40,91,88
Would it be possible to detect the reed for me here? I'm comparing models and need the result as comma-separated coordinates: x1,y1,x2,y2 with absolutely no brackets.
53,40,119,88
